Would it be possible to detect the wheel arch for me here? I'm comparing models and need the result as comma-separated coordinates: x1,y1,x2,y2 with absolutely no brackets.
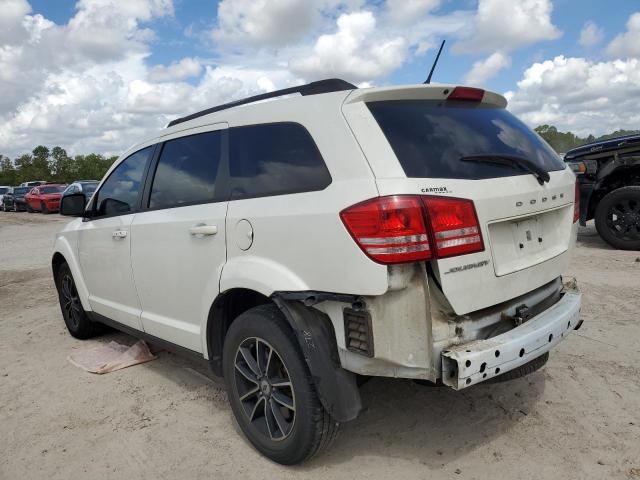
205,287,361,422
588,164,640,220
51,240,92,311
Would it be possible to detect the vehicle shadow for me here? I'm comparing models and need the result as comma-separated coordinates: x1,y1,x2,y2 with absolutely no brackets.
96,330,545,469
300,374,545,469
576,223,612,250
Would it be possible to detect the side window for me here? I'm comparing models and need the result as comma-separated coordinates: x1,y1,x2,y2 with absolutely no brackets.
94,146,152,217
229,122,331,200
149,130,222,209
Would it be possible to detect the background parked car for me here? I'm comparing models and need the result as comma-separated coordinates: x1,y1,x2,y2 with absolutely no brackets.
0,186,10,206
20,181,46,187
24,184,66,213
3,186,31,211
565,133,640,250
62,180,99,203
2,187,14,211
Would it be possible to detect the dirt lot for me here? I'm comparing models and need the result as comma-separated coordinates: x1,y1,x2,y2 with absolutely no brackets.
1,211,639,479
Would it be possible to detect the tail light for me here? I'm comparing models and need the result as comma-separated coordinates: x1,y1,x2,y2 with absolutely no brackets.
422,196,484,258
574,181,580,223
340,195,484,265
447,87,485,102
339,196,432,264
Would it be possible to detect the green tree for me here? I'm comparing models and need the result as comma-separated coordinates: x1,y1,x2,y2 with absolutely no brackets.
535,125,640,154
31,145,52,180
14,153,35,182
0,155,17,185
51,146,75,183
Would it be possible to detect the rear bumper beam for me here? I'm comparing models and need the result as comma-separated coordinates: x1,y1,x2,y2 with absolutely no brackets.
442,290,581,390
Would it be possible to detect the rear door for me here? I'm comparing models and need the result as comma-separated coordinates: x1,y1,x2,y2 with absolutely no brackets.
130,124,228,352
344,93,577,315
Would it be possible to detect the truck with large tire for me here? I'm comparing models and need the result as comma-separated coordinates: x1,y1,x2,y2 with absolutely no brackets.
565,134,640,250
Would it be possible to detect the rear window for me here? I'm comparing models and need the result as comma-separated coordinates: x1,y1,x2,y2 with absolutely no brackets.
149,131,222,209
229,122,331,200
14,187,29,194
367,100,565,180
0,187,8,194
41,186,64,194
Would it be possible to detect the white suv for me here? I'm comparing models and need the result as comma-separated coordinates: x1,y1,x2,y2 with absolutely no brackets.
53,79,582,464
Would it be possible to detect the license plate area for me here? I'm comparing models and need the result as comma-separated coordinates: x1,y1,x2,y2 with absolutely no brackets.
488,205,572,277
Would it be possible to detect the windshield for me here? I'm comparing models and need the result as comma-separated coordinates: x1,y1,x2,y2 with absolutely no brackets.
14,187,30,194
367,100,565,180
82,183,98,194
41,186,64,194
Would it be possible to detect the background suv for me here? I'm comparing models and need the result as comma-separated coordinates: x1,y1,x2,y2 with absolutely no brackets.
565,134,640,250
62,180,99,200
54,79,581,465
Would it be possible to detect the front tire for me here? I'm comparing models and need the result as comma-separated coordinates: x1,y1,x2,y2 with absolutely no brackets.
41,202,49,214
223,304,339,465
55,263,100,339
594,186,640,250
26,203,33,213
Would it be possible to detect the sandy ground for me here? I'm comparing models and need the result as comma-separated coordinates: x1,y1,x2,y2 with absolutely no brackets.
0,211,639,480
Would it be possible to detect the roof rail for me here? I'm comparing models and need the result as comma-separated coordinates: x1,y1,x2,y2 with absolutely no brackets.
166,78,357,128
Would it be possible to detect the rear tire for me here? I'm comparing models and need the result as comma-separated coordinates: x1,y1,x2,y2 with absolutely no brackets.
594,186,640,250
223,304,339,465
55,263,101,339
13,202,18,212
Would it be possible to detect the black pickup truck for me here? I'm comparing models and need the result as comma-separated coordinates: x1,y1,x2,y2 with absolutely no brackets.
564,134,640,250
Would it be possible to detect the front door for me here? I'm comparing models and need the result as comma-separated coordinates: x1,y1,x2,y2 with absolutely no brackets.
77,146,154,330
130,125,228,352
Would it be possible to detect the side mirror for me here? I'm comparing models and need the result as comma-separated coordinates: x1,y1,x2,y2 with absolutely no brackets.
60,193,87,217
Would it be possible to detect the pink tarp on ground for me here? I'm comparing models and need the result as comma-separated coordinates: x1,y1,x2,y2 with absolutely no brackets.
68,340,156,374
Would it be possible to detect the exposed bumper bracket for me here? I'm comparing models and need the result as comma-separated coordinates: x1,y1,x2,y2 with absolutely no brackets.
442,291,581,390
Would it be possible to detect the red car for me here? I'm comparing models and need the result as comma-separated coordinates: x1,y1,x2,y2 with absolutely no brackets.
24,184,66,213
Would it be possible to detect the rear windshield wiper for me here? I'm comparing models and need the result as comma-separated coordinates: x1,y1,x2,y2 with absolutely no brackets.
460,154,551,185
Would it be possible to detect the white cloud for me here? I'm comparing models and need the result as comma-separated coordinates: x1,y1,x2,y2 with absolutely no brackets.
453,0,561,53
506,56,640,136
579,21,604,47
148,57,202,82
607,12,640,58
464,51,510,86
385,0,440,25
289,11,407,82
212,0,318,47
0,0,32,44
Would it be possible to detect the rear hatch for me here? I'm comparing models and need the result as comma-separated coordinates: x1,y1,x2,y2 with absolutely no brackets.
342,85,578,315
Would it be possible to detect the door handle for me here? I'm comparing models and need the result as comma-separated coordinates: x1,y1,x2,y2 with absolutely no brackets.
112,230,128,239
189,224,218,237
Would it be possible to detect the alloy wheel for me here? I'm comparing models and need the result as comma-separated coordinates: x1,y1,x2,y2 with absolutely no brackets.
233,337,296,441
606,198,640,241
60,274,82,329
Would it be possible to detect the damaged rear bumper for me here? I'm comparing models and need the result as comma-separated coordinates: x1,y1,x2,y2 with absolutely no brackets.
441,289,581,390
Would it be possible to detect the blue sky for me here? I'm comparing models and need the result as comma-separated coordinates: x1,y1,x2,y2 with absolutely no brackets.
24,0,638,91
1,0,639,156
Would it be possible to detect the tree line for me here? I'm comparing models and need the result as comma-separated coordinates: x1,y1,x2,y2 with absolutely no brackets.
0,146,117,186
534,125,640,154
1,126,639,186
